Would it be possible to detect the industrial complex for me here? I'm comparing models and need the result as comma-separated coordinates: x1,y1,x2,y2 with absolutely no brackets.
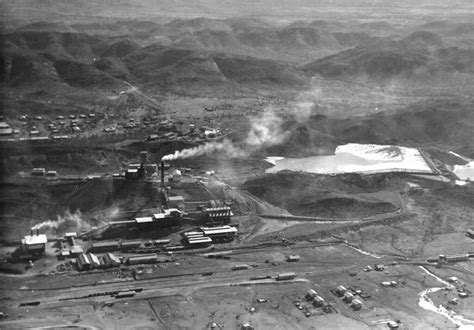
1,1,474,329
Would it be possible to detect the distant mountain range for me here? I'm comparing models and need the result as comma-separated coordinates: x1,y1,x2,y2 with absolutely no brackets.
2,17,473,94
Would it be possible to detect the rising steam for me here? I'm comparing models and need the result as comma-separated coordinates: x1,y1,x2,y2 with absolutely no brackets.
31,209,101,235
245,107,289,147
162,139,246,161
162,83,321,161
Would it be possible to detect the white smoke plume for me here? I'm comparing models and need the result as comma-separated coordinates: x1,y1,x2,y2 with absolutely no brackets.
162,83,321,161
31,209,92,235
162,138,246,161
245,107,289,147
292,83,321,123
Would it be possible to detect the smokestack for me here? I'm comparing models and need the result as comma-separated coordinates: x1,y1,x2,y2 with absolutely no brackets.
36,229,39,236
160,161,165,186
140,151,147,164
31,230,33,236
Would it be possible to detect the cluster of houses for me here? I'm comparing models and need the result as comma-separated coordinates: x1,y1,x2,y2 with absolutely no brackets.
334,285,363,311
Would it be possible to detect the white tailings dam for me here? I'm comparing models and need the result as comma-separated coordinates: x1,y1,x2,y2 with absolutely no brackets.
454,161,474,181
266,143,434,175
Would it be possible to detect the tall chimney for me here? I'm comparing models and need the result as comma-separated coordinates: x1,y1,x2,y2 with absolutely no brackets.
31,230,33,236
36,229,39,236
160,161,165,186
140,151,147,165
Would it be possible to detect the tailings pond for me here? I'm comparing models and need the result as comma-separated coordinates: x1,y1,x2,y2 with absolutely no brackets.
266,143,434,175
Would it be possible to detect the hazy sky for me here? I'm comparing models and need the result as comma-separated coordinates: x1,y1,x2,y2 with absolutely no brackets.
2,0,473,25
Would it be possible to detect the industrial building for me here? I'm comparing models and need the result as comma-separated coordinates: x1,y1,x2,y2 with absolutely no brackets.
200,225,238,242
186,236,212,247
181,225,238,244
182,231,212,247
132,208,184,229
168,196,185,210
65,232,77,246
0,121,13,136
77,253,91,271
88,253,101,268
103,253,121,267
120,240,142,251
70,245,84,257
21,231,48,256
125,151,158,181
126,254,158,265
202,206,233,225
76,253,103,271
90,241,119,253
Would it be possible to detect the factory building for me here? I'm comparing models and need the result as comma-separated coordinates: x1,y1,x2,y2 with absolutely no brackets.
0,121,13,136
182,231,212,247
186,236,212,248
150,208,183,228
120,240,142,251
70,245,84,257
76,253,102,271
21,231,48,256
181,226,238,246
103,253,121,268
77,253,91,271
168,196,185,210
200,225,238,242
132,209,182,231
125,168,139,180
202,206,233,225
125,152,158,181
65,232,77,246
135,217,153,225
88,253,101,268
90,241,119,253
126,254,158,265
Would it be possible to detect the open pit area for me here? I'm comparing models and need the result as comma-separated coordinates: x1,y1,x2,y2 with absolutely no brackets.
1,0,474,329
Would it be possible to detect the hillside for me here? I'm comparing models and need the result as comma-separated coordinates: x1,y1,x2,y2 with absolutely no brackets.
251,101,474,158
242,172,403,218
302,43,430,80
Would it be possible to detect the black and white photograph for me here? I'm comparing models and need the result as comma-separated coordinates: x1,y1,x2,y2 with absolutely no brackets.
0,0,473,329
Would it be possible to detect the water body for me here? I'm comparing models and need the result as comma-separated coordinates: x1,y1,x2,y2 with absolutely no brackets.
266,143,433,175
